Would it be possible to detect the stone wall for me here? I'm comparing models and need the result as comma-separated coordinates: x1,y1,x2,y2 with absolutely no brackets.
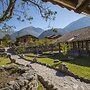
38,75,57,90
0,65,38,90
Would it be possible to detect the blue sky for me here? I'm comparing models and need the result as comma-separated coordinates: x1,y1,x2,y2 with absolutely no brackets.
1,2,85,31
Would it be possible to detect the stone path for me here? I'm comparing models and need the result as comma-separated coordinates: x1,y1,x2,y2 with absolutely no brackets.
10,54,90,90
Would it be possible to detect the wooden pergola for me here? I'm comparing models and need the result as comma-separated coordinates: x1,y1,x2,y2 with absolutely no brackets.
43,0,90,16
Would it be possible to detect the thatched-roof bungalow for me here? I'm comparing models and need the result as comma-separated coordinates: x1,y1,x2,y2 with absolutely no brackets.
55,26,90,56
16,35,37,46
11,26,42,46
43,0,90,16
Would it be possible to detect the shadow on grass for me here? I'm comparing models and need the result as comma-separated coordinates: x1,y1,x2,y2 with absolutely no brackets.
67,56,90,67
48,53,90,67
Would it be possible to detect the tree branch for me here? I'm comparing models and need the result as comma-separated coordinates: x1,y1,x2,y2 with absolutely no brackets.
0,0,16,23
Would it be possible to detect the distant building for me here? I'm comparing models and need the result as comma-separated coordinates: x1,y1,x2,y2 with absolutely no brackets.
10,26,43,42
16,35,37,46
55,26,90,56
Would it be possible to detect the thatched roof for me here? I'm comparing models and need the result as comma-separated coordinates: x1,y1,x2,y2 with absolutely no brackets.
54,26,90,43
46,34,61,39
43,0,90,16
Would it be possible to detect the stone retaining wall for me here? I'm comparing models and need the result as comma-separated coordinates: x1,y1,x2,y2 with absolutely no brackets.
0,65,38,90
38,75,57,90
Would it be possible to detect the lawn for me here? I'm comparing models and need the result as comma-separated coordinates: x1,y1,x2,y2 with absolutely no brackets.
43,51,52,54
25,53,36,57
24,53,61,66
0,56,17,66
24,53,90,80
0,56,11,66
64,57,90,80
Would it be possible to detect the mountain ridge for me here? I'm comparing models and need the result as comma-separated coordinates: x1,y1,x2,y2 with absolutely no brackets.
63,17,90,32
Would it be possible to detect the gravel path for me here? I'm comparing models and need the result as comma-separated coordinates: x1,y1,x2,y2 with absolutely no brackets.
10,54,90,90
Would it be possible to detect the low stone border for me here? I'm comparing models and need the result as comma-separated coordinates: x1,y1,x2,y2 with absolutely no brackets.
20,55,90,84
38,75,57,90
0,65,38,90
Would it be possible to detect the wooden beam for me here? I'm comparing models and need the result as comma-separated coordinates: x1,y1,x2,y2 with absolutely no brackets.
76,0,85,8
76,0,90,13
43,0,76,10
83,7,90,16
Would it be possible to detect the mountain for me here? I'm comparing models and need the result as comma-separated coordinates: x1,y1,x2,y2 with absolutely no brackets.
63,17,90,32
17,26,44,38
11,26,44,41
38,28,67,39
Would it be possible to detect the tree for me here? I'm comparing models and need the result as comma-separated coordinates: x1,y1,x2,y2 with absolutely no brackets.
0,0,57,23
1,24,15,34
2,34,12,47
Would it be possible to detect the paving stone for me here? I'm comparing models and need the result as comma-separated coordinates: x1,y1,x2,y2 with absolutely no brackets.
7,52,90,90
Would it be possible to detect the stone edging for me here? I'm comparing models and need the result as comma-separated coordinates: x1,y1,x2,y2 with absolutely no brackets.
20,55,90,84
38,75,58,90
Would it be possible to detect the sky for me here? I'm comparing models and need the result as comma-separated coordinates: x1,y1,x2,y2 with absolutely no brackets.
0,1,85,31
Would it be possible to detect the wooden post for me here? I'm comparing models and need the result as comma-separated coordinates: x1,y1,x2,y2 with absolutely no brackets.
77,41,80,49
86,40,89,53
77,41,80,55
72,42,75,49
81,41,83,50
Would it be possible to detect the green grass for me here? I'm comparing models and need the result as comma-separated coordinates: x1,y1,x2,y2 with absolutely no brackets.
37,58,61,67
24,55,34,61
25,53,36,57
37,58,54,65
64,57,90,79
38,80,46,90
24,53,90,80
0,56,11,66
0,56,17,66
24,54,61,67
43,51,52,54
65,62,90,79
